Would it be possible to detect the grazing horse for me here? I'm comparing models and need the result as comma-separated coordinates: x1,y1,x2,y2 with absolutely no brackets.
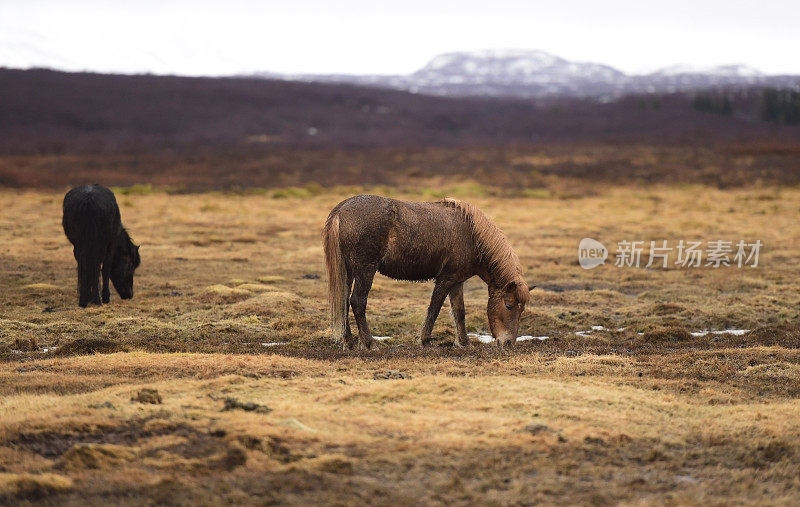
62,184,140,307
323,195,532,349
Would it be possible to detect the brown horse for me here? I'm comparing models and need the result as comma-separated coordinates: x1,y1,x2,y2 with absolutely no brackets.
323,195,532,349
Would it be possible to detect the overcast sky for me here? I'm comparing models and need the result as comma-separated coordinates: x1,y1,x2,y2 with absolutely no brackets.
1,0,798,76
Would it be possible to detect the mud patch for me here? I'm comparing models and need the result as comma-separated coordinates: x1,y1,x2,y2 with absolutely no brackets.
53,338,127,356
7,419,197,459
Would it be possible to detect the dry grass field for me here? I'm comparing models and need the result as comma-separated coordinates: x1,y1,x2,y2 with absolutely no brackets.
2,180,800,504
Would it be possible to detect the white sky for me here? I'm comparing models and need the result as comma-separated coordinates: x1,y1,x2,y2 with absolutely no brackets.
1,0,798,76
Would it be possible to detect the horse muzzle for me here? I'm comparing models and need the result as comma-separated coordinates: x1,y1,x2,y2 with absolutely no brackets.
496,334,516,347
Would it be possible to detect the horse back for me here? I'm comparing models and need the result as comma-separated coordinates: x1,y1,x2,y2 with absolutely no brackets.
332,195,476,281
62,184,121,252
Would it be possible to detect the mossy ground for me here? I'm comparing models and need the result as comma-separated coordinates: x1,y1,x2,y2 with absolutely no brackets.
1,184,799,504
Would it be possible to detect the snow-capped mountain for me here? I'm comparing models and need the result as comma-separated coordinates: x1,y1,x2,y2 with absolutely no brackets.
263,50,800,99
408,50,626,96
413,50,622,85
649,64,763,78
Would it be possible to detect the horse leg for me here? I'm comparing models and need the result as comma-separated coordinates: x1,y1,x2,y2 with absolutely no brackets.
88,257,101,306
350,267,376,350
75,248,89,308
75,249,101,307
448,283,469,347
419,278,456,346
101,250,112,304
343,271,357,350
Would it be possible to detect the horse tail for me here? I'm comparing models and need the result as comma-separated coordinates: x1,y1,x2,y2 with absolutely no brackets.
323,213,348,343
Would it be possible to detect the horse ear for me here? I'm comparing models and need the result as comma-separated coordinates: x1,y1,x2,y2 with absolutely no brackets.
503,281,518,305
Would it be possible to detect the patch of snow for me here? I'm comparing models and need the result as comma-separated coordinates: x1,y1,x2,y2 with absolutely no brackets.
261,342,285,347
574,325,613,336
469,334,495,344
720,329,749,336
469,333,548,343
691,329,749,337
517,335,549,342
373,336,392,341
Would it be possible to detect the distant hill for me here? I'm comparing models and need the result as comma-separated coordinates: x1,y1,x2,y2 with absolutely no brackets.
266,49,800,99
0,67,798,155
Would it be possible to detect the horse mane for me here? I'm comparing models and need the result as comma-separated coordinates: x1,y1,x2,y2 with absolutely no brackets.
438,198,529,302
117,226,141,268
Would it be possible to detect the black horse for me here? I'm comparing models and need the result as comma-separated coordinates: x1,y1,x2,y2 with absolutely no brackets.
62,184,140,307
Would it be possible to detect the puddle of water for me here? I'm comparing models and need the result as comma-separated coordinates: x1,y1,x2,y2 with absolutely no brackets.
373,336,392,341
261,342,285,347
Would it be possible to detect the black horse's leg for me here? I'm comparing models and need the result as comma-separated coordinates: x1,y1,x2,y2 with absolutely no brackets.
350,267,376,350
101,251,112,304
75,248,90,308
75,248,102,307
88,258,101,306
448,283,469,347
419,278,456,345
